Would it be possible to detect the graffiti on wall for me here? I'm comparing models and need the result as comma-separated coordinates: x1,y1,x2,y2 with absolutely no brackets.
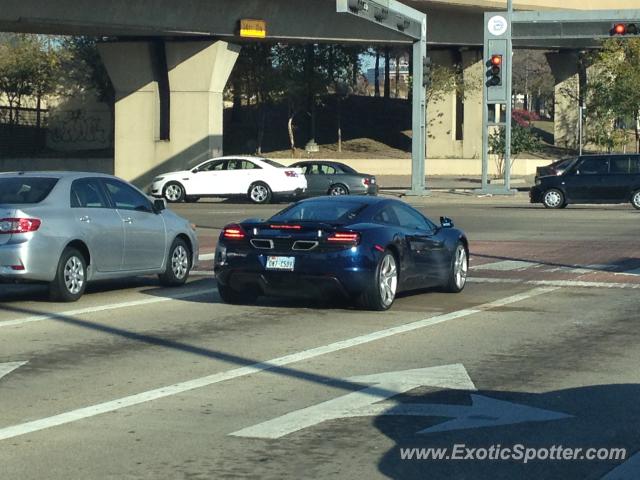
48,109,113,150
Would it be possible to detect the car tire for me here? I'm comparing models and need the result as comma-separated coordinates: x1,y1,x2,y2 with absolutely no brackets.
159,238,191,286
49,247,87,302
357,250,398,311
542,188,566,209
163,182,186,203
442,242,468,293
248,182,272,204
185,196,200,203
217,283,257,305
328,183,349,196
631,190,640,210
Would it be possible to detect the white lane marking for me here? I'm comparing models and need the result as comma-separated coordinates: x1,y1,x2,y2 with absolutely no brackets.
0,361,28,382
472,260,539,271
190,271,215,277
469,277,640,289
231,364,477,439
0,287,557,441
0,288,216,329
198,253,216,261
545,264,611,274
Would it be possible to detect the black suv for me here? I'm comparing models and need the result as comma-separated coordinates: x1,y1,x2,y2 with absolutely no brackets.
530,154,640,209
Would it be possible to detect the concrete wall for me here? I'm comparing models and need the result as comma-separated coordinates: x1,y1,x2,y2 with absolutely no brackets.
278,157,550,177
0,157,112,174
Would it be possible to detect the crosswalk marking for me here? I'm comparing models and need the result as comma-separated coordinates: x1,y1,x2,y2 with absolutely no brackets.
471,260,540,271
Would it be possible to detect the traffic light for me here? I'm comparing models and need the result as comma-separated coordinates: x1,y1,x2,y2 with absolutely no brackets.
611,23,639,36
422,56,432,88
486,54,502,87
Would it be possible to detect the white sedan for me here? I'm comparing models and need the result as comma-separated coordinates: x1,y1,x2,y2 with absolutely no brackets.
150,156,307,204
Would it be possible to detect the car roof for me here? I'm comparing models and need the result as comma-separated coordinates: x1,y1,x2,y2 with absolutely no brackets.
0,171,117,180
296,195,388,206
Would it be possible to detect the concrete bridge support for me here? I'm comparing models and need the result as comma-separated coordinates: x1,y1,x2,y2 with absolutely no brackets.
547,51,583,151
99,40,240,186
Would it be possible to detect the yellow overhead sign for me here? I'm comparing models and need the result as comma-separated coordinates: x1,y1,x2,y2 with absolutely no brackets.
239,19,267,38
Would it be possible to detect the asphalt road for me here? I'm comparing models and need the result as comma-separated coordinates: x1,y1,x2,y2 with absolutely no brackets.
1,193,639,480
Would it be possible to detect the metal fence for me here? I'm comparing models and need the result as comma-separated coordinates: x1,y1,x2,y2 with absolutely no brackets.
0,106,49,156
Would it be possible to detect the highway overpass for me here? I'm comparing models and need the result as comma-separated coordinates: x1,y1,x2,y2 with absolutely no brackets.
1,0,634,183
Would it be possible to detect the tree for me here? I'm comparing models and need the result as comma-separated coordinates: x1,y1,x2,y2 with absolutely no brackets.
0,34,61,124
512,50,554,115
585,38,640,153
60,37,114,107
489,110,542,177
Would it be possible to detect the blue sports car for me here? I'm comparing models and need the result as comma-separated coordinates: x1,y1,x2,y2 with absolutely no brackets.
213,196,469,310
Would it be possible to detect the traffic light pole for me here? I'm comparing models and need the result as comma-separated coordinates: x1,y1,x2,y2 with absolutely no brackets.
409,22,428,195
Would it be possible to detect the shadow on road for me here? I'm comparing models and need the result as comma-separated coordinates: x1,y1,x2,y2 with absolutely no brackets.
375,384,637,479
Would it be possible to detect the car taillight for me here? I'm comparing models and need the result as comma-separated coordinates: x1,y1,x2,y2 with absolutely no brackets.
0,218,41,234
327,232,360,245
222,224,246,240
284,170,298,177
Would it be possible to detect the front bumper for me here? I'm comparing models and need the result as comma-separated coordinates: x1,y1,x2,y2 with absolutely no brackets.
529,186,543,203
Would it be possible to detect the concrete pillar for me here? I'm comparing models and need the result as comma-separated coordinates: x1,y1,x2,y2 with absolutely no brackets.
426,49,460,158
461,48,483,159
99,40,240,186
546,51,581,150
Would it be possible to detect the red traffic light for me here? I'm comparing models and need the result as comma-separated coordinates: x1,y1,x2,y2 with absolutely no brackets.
490,55,503,66
613,23,626,35
611,23,639,36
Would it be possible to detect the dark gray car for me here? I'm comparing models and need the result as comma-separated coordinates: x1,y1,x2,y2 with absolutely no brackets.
289,161,378,197
0,172,199,301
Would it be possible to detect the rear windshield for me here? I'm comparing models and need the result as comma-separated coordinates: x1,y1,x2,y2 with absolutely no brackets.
260,159,285,168
271,200,368,224
0,177,59,204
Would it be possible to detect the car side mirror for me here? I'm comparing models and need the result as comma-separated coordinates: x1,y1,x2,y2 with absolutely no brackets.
191,168,199,174
440,216,454,228
153,198,167,213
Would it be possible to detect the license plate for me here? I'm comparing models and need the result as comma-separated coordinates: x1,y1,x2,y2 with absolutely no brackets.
266,256,295,271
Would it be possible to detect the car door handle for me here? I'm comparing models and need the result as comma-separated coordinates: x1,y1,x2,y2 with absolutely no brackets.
122,217,133,224
79,216,91,223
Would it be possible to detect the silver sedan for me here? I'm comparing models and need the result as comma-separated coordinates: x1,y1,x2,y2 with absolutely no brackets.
0,172,199,301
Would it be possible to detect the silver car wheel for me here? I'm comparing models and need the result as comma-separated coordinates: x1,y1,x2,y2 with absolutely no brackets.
379,254,398,308
330,185,348,196
454,246,468,290
171,245,189,280
633,191,640,208
64,256,85,295
544,190,562,208
250,185,268,203
165,184,183,202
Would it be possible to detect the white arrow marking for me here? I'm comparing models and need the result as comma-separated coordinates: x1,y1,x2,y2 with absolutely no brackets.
350,394,571,434
231,364,571,439
230,364,476,439
0,361,28,381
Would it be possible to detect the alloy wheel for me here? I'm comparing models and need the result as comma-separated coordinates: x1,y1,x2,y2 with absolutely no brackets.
251,185,269,203
165,184,183,202
330,185,348,196
454,246,468,290
378,254,398,308
64,256,85,295
171,245,189,280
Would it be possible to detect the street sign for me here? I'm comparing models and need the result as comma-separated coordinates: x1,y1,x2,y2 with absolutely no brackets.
239,19,267,39
230,364,571,439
